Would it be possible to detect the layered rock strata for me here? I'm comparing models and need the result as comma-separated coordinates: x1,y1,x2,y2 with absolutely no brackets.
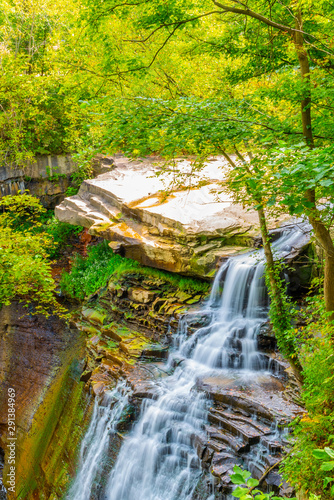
0,154,114,208
55,156,291,278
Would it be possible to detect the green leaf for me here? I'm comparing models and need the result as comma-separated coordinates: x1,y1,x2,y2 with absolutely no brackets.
313,449,331,460
321,461,334,471
324,477,334,487
247,477,259,488
232,466,245,475
230,473,246,485
324,448,334,458
231,486,249,498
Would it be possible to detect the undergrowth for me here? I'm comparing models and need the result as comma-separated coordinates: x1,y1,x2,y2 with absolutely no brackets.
60,241,210,300
282,282,334,499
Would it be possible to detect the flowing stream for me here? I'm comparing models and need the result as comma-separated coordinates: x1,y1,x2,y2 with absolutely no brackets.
68,225,308,500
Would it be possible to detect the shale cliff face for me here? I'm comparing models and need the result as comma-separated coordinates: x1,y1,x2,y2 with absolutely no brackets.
0,154,115,208
0,303,89,500
0,155,76,208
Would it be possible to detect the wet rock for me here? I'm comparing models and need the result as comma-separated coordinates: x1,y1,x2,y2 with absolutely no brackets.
201,446,215,465
260,437,282,454
141,345,169,361
198,377,304,424
206,426,249,453
80,370,93,382
82,307,107,326
92,381,107,396
208,413,265,446
131,382,160,401
257,324,277,352
128,288,156,304
211,452,235,479
116,404,137,432
193,434,207,460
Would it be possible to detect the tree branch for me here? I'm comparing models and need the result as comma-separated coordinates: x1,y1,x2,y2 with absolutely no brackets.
212,0,295,33
122,11,223,43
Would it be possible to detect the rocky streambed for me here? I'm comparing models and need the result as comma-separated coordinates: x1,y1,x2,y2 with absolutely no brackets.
64,233,306,500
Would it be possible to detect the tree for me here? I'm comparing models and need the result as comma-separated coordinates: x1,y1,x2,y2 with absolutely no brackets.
0,0,104,164
80,0,334,317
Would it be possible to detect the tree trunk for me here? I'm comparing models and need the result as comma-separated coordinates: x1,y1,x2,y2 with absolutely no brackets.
306,190,334,319
294,11,334,318
257,208,285,313
258,207,303,377
294,11,314,147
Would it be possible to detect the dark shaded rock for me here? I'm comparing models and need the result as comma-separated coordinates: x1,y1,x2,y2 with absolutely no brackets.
141,345,169,361
80,370,93,382
116,404,137,432
257,324,277,352
211,452,235,479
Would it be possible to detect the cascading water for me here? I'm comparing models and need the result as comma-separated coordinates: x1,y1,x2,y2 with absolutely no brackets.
68,224,309,500
66,381,131,500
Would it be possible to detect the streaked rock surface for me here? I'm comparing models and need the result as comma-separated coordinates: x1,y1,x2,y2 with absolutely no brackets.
55,156,286,277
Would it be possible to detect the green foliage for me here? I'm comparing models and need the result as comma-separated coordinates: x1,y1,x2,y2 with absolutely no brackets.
0,226,66,316
264,259,298,361
65,147,95,196
313,447,334,494
0,193,82,314
282,289,334,498
0,193,83,257
0,191,47,230
60,241,210,300
43,216,83,258
60,242,139,300
0,0,104,162
229,466,292,500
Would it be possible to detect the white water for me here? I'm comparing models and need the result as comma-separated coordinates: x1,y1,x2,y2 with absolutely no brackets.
68,224,309,500
66,381,131,500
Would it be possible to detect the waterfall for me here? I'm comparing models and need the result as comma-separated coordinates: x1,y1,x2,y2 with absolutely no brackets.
66,381,131,500
68,224,309,500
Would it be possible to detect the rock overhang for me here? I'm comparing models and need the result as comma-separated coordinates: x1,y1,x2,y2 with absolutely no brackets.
55,156,291,278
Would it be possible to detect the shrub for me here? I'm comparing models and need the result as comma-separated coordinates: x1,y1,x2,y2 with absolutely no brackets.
43,216,83,258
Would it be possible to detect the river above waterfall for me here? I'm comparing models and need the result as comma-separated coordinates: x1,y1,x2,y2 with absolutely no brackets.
67,225,308,500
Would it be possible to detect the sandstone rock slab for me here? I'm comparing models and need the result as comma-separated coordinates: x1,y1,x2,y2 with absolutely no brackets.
55,156,289,278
